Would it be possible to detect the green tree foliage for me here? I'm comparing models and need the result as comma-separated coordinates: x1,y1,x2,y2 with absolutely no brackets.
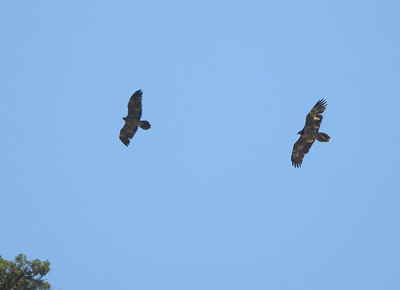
0,254,51,290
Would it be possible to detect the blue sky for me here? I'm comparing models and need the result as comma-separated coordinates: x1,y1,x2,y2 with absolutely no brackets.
1,1,400,289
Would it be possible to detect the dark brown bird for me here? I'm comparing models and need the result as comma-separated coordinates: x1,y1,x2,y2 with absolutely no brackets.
291,99,330,168
119,90,151,146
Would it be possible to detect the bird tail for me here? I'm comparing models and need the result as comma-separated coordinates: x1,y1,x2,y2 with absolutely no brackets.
139,120,151,130
316,132,330,142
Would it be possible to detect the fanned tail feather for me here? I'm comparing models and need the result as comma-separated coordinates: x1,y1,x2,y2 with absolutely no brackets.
316,132,330,142
139,120,151,130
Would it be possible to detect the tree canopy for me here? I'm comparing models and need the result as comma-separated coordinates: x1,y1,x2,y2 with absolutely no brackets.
0,254,51,290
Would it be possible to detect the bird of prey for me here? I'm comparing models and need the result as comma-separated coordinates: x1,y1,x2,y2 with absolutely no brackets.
291,99,330,168
119,90,151,146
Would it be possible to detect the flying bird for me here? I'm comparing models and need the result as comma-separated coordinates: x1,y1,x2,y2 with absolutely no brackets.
291,99,330,168
119,89,151,146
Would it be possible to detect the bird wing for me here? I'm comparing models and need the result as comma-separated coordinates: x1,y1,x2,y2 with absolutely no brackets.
291,135,315,168
127,90,143,120
304,99,327,134
119,121,138,146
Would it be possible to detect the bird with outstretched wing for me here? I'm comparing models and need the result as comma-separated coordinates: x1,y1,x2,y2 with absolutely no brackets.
291,99,330,168
119,90,151,146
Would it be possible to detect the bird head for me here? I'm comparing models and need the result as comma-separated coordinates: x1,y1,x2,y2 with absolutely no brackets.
297,129,304,135
122,117,127,121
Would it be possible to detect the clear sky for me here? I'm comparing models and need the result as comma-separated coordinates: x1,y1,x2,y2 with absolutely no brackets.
1,1,400,289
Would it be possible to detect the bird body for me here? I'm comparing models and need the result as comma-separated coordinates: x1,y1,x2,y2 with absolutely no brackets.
291,99,330,168
119,90,151,146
